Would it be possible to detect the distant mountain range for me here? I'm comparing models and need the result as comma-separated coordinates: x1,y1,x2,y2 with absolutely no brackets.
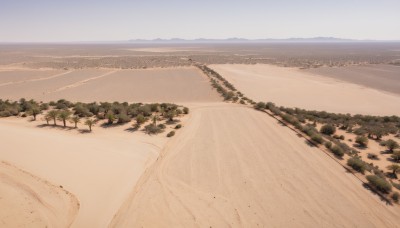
127,37,397,43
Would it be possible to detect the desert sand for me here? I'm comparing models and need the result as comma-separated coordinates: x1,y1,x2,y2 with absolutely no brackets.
210,64,400,116
0,67,220,103
0,117,170,227
0,161,79,227
110,103,400,227
307,64,400,95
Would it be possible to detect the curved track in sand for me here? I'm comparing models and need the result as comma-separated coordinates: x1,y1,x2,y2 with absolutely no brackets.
0,161,79,227
110,103,400,227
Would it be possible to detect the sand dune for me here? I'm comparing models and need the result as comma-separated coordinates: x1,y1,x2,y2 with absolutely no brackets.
0,161,79,227
0,117,169,227
210,64,400,116
111,103,400,227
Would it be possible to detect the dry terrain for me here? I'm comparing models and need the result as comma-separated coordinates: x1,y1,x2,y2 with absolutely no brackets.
210,64,400,116
0,67,220,102
0,116,170,227
111,103,400,227
307,64,400,95
0,161,79,228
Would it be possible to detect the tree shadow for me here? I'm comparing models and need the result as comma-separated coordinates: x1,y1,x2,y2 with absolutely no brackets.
78,129,91,134
100,122,130,129
125,126,139,133
165,119,181,125
36,124,75,131
362,183,392,205
353,144,367,150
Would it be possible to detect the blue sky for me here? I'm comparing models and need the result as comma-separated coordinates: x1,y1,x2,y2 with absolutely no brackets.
0,0,399,42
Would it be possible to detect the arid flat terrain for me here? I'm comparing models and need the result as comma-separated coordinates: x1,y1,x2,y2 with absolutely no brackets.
210,64,400,116
0,67,220,102
1,43,400,227
306,64,400,95
0,117,170,227
111,103,400,227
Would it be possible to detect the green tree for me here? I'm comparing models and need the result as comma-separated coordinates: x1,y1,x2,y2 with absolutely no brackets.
28,105,41,121
84,119,95,132
58,110,72,127
106,111,115,125
70,116,80,128
46,110,59,125
387,164,400,178
355,136,369,147
135,114,147,128
385,139,399,153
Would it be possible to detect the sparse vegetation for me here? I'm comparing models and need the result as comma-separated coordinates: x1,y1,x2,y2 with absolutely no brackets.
347,157,367,174
167,131,175,137
366,175,392,194
320,124,336,136
355,136,369,147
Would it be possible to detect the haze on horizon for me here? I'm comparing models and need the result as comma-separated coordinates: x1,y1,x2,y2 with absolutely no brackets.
0,0,399,42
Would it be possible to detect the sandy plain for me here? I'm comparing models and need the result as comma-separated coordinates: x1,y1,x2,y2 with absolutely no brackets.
110,103,400,227
0,67,220,103
210,64,400,116
0,116,170,227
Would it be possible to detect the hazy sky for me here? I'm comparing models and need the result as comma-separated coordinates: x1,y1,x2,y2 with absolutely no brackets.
0,0,399,42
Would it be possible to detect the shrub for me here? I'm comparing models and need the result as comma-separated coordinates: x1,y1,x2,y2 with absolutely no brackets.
254,102,266,110
135,114,147,126
311,134,324,144
355,136,369,147
393,182,400,190
175,124,182,129
158,124,166,129
385,139,399,152
167,131,175,137
106,111,116,124
387,164,400,178
320,124,336,135
347,157,367,174
183,107,189,114
392,151,400,162
330,145,344,158
117,113,131,124
339,135,345,140
392,192,399,203
367,153,378,160
324,141,332,149
144,123,163,134
366,175,392,194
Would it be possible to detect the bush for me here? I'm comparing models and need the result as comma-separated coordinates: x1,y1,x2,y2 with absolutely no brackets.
367,153,378,160
392,151,400,162
183,107,189,114
254,102,266,110
167,131,175,137
392,192,399,203
339,135,345,140
330,145,344,158
347,157,367,174
311,134,324,144
117,113,131,124
175,124,182,129
144,123,163,134
324,141,332,149
355,136,369,147
366,175,392,194
385,139,399,152
320,124,336,135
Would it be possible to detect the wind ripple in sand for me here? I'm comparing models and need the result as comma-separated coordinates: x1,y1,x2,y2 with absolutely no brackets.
0,70,74,87
49,70,118,93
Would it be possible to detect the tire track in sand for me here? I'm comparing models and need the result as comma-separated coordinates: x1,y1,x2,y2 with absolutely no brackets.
109,103,400,227
0,70,74,87
48,70,118,93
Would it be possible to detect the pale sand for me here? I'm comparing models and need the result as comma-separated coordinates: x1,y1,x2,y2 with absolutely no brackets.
210,64,400,116
0,69,64,84
0,117,170,227
0,161,79,227
110,103,400,227
0,67,221,103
